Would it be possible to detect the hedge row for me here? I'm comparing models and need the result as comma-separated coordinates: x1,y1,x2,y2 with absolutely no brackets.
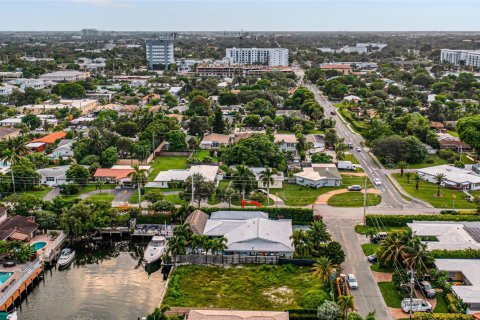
413,313,473,320
366,214,480,227
201,207,314,224
135,213,170,224
431,248,480,259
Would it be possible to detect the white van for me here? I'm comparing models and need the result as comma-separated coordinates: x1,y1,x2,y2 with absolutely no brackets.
401,298,432,313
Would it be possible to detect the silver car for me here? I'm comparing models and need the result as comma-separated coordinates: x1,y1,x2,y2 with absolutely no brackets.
347,274,358,289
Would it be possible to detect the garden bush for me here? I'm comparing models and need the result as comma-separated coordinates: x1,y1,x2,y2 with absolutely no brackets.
413,313,473,320
202,207,314,224
431,248,480,259
440,210,458,215
366,214,480,227
135,213,170,224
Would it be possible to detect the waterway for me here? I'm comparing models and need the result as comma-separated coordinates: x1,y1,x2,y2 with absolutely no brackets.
16,240,166,320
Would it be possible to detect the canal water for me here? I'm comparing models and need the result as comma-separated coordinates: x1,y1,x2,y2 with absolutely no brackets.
16,240,166,320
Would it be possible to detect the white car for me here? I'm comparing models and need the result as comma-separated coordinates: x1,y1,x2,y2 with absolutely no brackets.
347,274,358,289
356,147,362,152
401,298,432,313
373,178,382,186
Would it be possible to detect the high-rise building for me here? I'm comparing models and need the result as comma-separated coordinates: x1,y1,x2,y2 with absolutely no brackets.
146,33,176,70
440,49,480,68
81,29,98,37
225,48,289,67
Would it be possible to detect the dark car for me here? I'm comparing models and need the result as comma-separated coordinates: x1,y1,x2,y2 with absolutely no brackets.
416,280,436,298
371,232,388,244
367,253,378,263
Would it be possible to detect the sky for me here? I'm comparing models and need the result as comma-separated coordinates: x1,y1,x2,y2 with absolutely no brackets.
1,0,480,31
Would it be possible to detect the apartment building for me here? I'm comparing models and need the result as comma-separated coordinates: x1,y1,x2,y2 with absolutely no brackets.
146,39,175,68
440,49,480,68
225,48,289,66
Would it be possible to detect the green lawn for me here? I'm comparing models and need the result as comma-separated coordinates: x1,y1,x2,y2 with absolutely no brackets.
343,153,359,164
406,153,476,169
338,107,369,136
271,174,373,206
361,243,381,256
447,130,459,137
59,184,116,201
162,265,330,310
85,193,114,202
378,282,407,308
164,193,184,204
354,225,407,235
327,192,382,207
393,173,479,209
13,187,52,200
434,293,448,313
192,150,218,161
148,156,189,181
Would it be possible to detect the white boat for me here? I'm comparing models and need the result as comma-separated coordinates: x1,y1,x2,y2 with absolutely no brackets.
143,236,167,264
6,309,17,320
57,248,75,267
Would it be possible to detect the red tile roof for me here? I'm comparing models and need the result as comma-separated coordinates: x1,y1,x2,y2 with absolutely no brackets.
32,131,67,144
94,168,134,180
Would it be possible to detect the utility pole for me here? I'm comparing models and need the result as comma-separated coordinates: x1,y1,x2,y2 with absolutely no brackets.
409,267,414,319
363,177,367,226
190,175,195,207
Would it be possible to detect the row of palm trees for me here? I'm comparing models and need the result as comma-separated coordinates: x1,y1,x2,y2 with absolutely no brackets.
397,161,447,196
231,164,277,205
1,136,30,194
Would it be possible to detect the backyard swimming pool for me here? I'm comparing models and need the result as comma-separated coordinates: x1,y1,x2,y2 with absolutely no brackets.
31,241,47,251
0,272,14,285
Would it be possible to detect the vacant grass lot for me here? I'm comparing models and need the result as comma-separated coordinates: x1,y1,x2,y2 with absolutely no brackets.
327,192,382,207
354,225,407,235
11,187,52,200
59,184,116,201
271,174,373,206
393,173,479,209
378,282,407,308
406,153,475,169
162,265,329,310
85,193,114,202
148,156,188,181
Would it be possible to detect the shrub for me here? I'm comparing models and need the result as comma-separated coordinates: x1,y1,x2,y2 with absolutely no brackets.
440,210,458,215
144,190,164,203
425,159,435,164
366,214,480,227
60,183,81,195
413,313,473,320
135,213,170,224
431,248,480,259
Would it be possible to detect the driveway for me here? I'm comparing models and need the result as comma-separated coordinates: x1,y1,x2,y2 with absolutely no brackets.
43,187,60,201
314,188,381,204
111,188,135,206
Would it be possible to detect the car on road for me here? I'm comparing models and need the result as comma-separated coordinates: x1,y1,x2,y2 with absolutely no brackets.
416,280,436,298
401,298,432,313
347,274,358,289
370,232,388,244
330,111,336,116
347,185,362,191
356,147,362,152
373,178,382,186
367,253,378,263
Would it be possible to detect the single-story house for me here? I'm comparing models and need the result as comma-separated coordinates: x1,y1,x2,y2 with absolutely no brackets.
200,133,231,150
94,165,152,188
49,139,74,159
0,215,39,241
249,167,284,189
187,309,289,320
343,95,362,102
149,165,220,188
189,210,294,257
429,121,445,130
26,142,46,153
37,165,73,187
435,259,480,314
417,165,480,191
306,134,326,152
0,127,21,141
274,134,298,153
184,209,209,235
440,139,471,152
32,131,67,145
294,163,342,188
408,221,480,250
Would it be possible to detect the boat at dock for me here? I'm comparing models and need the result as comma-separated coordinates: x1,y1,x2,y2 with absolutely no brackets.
57,249,75,268
143,236,167,264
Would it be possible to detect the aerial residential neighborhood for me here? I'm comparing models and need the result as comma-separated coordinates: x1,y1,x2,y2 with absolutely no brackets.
0,1,480,320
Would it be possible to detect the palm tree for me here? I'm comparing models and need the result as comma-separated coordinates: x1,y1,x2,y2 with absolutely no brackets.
146,305,170,320
190,234,207,254
405,171,412,184
378,231,411,266
312,256,338,286
212,237,228,255
290,229,311,257
414,174,421,191
404,237,433,275
127,164,148,208
347,311,376,320
232,164,256,199
396,161,408,176
167,234,188,261
337,295,355,319
259,168,275,206
88,128,106,151
435,173,446,197
173,223,192,241
307,221,332,249
1,148,18,193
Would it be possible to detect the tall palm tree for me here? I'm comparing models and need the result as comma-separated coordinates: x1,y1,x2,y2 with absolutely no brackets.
232,164,256,199
259,168,275,206
396,161,408,176
167,234,188,260
307,221,332,249
404,237,433,275
414,173,421,191
173,223,192,241
189,234,206,254
146,305,170,320
290,229,311,257
348,311,377,320
88,128,106,151
378,231,411,266
127,164,148,208
1,148,18,193
312,256,338,286
212,237,228,255
435,173,446,197
337,295,355,319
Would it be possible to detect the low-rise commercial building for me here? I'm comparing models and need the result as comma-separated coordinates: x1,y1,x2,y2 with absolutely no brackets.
39,71,89,82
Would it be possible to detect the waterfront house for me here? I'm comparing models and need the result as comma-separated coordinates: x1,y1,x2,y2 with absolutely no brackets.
293,163,342,188
187,310,289,320
0,215,39,241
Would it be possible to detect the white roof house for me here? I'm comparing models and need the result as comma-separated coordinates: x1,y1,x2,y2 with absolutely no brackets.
408,221,480,250
49,139,75,159
249,167,284,189
435,259,480,313
37,165,80,187
201,211,294,257
417,165,480,191
294,163,342,188
149,165,220,188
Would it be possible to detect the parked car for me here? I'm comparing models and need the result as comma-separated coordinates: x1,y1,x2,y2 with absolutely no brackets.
367,253,378,263
416,280,436,298
371,232,388,244
356,147,362,152
373,178,382,185
347,185,362,191
347,274,358,289
401,298,432,313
